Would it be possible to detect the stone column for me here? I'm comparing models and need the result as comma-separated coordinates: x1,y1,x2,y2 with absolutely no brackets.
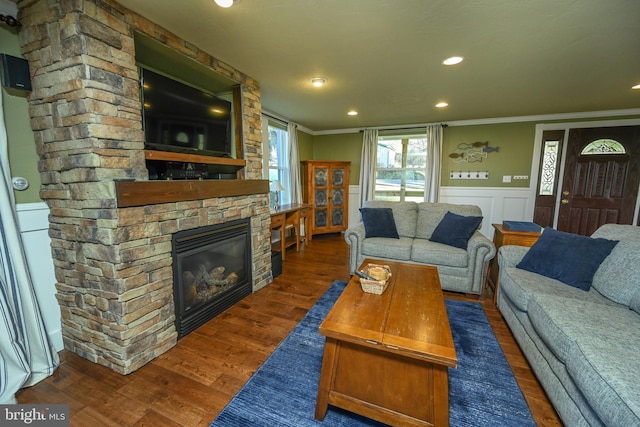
16,0,268,374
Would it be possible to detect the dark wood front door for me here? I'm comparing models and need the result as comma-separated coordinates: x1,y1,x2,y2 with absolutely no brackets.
557,126,640,235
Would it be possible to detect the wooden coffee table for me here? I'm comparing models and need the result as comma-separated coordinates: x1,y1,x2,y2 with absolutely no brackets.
314,259,458,427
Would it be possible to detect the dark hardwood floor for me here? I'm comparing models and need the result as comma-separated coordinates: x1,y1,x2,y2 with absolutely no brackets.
17,233,562,426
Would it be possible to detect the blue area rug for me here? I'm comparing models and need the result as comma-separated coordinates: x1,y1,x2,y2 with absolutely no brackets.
210,281,535,426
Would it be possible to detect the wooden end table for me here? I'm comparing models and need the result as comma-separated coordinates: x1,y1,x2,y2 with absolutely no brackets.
488,224,542,303
315,259,458,427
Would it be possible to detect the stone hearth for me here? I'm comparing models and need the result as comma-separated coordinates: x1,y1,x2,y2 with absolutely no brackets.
16,0,270,374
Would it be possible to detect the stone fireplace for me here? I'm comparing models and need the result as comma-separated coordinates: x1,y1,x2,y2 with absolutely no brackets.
16,0,271,374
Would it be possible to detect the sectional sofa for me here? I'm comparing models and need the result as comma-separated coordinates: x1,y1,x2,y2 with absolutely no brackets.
497,224,640,426
344,200,495,295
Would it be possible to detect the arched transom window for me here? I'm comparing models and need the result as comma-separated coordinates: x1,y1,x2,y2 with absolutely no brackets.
581,139,626,155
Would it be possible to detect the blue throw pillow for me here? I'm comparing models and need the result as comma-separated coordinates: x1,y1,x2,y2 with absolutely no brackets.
429,211,483,249
631,291,640,315
516,227,619,291
359,208,399,238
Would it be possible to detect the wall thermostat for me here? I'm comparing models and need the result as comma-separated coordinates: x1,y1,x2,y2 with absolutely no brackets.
12,176,29,191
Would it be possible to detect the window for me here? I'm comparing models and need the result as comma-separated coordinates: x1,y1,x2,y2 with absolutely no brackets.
375,134,427,202
538,139,560,196
581,139,626,155
266,120,291,205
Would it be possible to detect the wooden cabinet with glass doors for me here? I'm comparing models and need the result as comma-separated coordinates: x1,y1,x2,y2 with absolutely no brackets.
301,160,350,235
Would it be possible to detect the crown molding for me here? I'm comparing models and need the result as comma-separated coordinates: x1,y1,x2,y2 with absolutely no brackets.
261,109,314,135
445,109,640,128
305,108,640,136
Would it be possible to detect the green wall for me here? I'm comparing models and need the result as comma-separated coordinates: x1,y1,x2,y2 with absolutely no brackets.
1,27,42,204
296,129,314,161
441,122,536,187
298,118,640,189
309,133,363,185
303,123,538,188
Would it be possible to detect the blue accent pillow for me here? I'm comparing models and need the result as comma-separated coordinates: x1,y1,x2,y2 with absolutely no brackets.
359,208,399,238
516,227,619,291
631,291,640,315
430,211,483,249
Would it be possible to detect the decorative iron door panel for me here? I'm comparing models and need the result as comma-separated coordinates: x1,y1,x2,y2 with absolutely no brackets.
332,168,345,187
315,167,328,186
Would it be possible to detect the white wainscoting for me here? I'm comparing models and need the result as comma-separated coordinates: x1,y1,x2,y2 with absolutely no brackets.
348,185,361,229
347,185,534,240
16,202,63,351
439,187,534,240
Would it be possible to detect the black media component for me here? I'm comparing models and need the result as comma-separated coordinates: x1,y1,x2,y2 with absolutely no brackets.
146,160,238,180
271,251,282,278
1,54,32,91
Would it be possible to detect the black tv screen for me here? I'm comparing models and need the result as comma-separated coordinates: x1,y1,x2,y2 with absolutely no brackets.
140,68,232,158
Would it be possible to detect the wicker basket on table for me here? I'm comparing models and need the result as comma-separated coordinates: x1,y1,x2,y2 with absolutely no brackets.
358,264,392,295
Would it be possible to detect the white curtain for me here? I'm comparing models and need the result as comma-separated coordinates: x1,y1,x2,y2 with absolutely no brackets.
287,122,302,204
359,129,378,207
424,124,443,202
260,114,270,180
0,89,59,404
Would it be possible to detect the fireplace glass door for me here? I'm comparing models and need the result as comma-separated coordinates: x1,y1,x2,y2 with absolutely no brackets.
172,219,251,338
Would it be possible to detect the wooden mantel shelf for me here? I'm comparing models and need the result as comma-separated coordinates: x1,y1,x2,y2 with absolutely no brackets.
116,179,269,208
144,150,246,167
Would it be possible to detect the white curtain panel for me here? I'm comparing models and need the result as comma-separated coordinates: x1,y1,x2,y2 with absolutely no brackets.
0,89,59,404
359,129,378,207
425,124,443,202
287,122,303,204
260,114,270,179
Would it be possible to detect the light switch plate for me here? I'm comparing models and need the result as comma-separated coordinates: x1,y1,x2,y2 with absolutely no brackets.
502,175,512,183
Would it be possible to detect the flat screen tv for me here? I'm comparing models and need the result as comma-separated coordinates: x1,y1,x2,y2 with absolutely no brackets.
140,67,233,158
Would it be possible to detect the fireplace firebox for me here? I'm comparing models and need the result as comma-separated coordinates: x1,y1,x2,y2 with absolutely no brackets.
172,219,252,338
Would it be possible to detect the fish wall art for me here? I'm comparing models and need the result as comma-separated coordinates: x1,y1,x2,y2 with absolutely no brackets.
449,141,499,163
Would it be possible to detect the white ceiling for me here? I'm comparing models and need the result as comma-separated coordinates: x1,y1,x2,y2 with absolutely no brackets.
116,0,640,131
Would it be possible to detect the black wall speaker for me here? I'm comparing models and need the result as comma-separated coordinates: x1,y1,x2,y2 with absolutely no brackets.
1,54,32,92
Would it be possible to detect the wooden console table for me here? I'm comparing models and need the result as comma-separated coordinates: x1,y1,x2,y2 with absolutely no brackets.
488,223,542,303
270,203,311,260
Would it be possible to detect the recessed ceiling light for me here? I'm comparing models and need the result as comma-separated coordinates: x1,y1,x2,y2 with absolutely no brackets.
310,77,328,87
347,110,358,116
633,84,640,90
214,0,234,7
442,56,464,66
435,102,448,108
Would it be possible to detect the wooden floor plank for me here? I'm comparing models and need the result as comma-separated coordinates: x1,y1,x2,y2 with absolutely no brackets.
16,233,561,426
